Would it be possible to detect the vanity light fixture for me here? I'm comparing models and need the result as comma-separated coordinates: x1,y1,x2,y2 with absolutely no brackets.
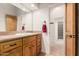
22,8,29,12
31,4,35,7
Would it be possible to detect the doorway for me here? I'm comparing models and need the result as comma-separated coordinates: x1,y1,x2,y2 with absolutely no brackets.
49,4,65,56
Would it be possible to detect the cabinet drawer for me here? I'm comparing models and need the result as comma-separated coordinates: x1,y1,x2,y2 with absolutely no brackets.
23,42,31,47
1,47,22,56
0,39,22,52
37,36,41,39
37,41,41,46
31,40,36,46
37,34,42,38
23,40,36,49
37,38,41,42
37,38,41,46
23,36,36,45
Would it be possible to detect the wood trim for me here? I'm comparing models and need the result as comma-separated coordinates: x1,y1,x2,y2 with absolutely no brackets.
75,4,78,56
65,3,67,56
73,3,76,56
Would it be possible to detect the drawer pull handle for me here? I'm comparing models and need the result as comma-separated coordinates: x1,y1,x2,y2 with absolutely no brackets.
10,44,16,46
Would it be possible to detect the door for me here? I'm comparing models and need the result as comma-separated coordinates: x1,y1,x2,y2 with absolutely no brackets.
65,3,76,56
6,15,17,31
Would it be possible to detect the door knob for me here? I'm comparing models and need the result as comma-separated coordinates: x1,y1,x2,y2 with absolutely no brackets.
66,34,75,38
69,35,75,38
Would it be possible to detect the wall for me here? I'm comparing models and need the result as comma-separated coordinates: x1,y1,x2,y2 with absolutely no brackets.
33,8,49,31
17,15,22,31
22,13,33,31
0,3,18,31
33,8,50,54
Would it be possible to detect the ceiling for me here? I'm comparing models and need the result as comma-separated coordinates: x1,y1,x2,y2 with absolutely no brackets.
11,3,64,13
11,3,39,13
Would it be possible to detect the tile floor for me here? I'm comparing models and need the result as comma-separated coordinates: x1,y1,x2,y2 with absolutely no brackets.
49,40,65,56
39,40,65,56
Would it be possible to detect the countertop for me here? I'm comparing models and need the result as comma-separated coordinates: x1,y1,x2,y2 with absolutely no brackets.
0,31,42,42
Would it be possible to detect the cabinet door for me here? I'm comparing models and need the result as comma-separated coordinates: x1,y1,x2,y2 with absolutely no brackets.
31,45,36,56
36,46,41,55
10,47,22,56
8,50,22,56
31,39,37,56
23,46,31,56
36,34,41,55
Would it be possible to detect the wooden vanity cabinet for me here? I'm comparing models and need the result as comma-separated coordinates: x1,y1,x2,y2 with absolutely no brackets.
0,34,42,56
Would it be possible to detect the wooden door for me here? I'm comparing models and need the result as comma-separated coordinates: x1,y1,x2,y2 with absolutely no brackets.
65,3,76,56
6,15,17,31
23,46,31,56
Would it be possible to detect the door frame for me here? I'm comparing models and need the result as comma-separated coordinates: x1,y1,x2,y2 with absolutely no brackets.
75,3,78,56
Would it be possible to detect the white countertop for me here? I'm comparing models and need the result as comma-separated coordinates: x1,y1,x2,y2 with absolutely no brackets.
0,32,41,42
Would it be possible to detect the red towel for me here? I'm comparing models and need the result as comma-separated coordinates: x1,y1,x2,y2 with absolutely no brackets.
42,22,47,33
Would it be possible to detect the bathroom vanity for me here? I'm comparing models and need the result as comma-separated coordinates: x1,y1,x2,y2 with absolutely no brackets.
0,32,42,56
